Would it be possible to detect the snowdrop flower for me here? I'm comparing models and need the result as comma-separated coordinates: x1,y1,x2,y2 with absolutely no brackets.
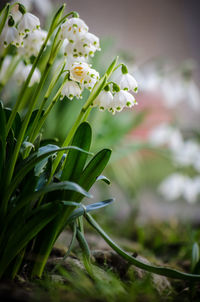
1,23,23,47
182,177,200,203
60,80,83,100
173,140,200,168
116,73,138,92
18,29,47,58
64,34,100,58
83,32,100,50
93,90,113,111
18,12,40,35
33,0,53,17
111,90,137,114
149,123,183,150
158,173,189,201
60,18,88,42
0,56,12,82
14,62,40,87
82,68,100,91
65,53,87,70
69,62,91,83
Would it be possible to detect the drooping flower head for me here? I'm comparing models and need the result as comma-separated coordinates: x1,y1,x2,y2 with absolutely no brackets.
14,62,41,87
60,17,88,42
69,61,91,83
115,64,138,92
60,80,83,100
18,12,40,35
1,17,23,48
18,29,47,58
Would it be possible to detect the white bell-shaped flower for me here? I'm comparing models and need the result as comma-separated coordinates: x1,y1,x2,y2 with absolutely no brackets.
83,32,100,51
69,61,91,83
1,24,23,47
60,17,88,42
65,53,87,70
116,73,138,92
60,80,83,100
19,29,47,58
111,90,137,114
64,32,100,58
14,62,41,87
93,90,113,111
18,12,40,35
82,68,100,91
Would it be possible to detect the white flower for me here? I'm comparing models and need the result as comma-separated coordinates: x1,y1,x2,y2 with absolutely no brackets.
60,18,88,42
182,177,200,203
1,24,23,47
60,80,83,100
148,123,183,150
158,173,188,201
173,140,200,168
159,173,200,203
18,12,40,35
69,61,91,83
82,68,100,91
18,29,47,58
84,32,100,49
65,53,87,70
14,62,41,87
64,34,100,58
116,73,138,92
0,56,12,82
93,90,113,111
111,90,137,114
33,0,53,17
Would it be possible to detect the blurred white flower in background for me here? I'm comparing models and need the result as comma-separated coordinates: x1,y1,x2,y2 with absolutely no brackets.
11,0,53,17
14,62,41,87
159,173,200,203
148,123,183,151
18,29,47,58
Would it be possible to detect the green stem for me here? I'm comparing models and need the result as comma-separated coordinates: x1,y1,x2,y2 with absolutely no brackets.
5,5,65,136
3,63,52,215
86,213,200,281
27,61,66,147
6,36,50,136
0,55,21,92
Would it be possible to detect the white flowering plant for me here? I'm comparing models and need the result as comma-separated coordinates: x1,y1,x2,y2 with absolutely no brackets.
0,2,200,282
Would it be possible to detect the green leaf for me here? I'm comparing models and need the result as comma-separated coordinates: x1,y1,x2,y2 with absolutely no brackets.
4,108,21,138
6,181,92,225
67,199,114,224
0,202,63,277
0,102,6,177
192,242,200,272
105,56,119,78
96,175,110,185
86,213,200,281
61,122,92,181
79,148,112,191
6,145,92,204
0,4,10,35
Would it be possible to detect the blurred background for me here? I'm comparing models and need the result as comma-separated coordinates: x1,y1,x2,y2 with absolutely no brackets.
1,0,200,226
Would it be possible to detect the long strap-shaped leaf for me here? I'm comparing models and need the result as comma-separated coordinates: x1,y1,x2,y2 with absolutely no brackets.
0,102,6,180
86,213,200,282
61,122,92,181
0,202,63,277
5,181,92,227
2,146,92,213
